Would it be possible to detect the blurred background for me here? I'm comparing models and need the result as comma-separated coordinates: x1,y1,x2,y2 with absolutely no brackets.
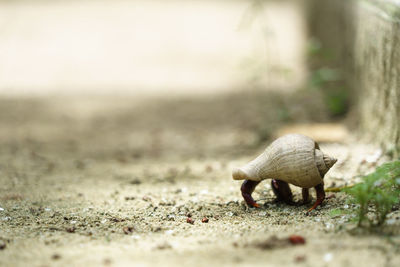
0,0,307,95
0,0,334,161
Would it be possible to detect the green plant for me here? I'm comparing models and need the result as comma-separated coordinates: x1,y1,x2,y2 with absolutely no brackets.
306,40,349,117
344,161,400,227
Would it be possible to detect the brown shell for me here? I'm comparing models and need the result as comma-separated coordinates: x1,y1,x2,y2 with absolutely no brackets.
232,134,337,188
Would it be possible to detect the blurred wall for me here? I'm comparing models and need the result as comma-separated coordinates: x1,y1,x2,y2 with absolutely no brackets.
0,0,307,96
307,0,400,156
306,0,355,117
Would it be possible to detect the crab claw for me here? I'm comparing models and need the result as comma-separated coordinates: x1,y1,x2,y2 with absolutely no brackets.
241,180,261,208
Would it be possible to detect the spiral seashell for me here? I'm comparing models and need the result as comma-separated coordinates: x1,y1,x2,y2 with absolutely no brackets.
232,134,337,188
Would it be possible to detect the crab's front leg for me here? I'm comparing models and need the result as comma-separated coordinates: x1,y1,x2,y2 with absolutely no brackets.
241,180,261,208
306,183,325,214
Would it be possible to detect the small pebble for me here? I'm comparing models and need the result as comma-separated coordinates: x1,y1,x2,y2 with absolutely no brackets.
142,196,151,202
294,255,306,263
201,217,209,223
65,227,76,233
123,226,135,234
200,189,209,195
324,253,333,262
51,254,61,260
325,223,334,230
288,235,306,245
165,230,174,235
155,242,172,250
103,258,112,265
386,219,396,225
0,241,6,250
258,211,267,217
365,149,382,163
129,179,142,185
174,188,182,194
131,235,140,240
205,165,213,173
151,226,162,232
167,214,176,221
186,218,194,224
0,207,4,212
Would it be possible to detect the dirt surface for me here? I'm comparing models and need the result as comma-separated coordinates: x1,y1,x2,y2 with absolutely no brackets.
1,91,400,267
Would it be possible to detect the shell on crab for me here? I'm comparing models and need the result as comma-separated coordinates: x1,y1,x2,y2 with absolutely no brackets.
232,134,337,188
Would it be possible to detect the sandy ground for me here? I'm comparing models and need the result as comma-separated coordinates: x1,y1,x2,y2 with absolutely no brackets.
0,91,399,267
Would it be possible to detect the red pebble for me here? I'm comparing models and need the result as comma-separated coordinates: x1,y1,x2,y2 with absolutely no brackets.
201,217,209,223
294,255,306,262
186,217,194,224
288,235,306,245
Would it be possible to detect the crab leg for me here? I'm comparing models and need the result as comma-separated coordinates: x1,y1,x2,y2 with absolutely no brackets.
271,179,295,205
306,183,325,214
302,188,310,204
241,180,260,208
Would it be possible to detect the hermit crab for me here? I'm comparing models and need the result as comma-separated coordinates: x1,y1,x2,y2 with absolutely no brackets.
232,134,337,213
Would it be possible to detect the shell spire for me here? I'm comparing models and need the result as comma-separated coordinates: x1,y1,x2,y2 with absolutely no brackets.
323,154,337,169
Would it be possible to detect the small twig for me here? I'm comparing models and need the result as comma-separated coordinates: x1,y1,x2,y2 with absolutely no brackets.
325,184,357,192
